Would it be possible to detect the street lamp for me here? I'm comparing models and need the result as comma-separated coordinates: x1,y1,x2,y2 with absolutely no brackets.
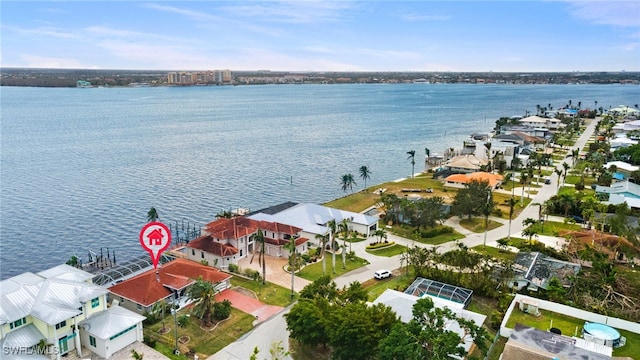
171,307,178,355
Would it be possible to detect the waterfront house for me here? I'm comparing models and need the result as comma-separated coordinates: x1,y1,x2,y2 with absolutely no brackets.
518,115,564,130
247,202,379,247
442,155,488,174
443,172,504,190
107,258,232,314
0,264,144,360
186,216,308,269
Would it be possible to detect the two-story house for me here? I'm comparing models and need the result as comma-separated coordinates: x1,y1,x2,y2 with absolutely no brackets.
0,264,144,360
186,216,308,269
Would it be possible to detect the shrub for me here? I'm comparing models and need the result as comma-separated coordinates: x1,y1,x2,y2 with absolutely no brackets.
228,263,239,273
213,299,232,320
143,335,156,348
301,253,311,263
575,182,585,190
366,241,396,250
420,226,453,238
244,269,260,281
177,314,189,327
492,208,503,217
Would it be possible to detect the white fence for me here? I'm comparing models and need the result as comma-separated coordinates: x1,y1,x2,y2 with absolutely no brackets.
500,294,640,338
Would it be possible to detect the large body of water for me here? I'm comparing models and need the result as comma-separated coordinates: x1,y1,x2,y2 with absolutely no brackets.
1,83,638,279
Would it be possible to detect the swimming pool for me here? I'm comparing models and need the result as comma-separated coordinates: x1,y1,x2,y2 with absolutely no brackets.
583,322,621,348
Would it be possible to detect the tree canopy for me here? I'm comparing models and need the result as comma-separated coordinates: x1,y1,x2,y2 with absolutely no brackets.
378,297,489,360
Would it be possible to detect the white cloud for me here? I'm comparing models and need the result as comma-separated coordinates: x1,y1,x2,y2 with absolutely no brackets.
566,1,640,28
4,25,80,39
220,1,353,24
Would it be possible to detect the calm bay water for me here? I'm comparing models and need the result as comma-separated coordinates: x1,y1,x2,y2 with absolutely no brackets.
1,83,638,279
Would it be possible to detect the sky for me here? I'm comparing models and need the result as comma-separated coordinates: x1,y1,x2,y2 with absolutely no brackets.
1,1,639,72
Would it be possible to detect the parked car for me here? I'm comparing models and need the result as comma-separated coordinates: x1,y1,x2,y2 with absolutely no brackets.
569,215,585,223
374,269,392,279
544,178,551,185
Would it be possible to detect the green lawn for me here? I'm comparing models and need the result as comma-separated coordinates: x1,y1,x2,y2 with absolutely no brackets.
147,307,255,358
459,218,503,233
361,271,414,301
505,308,640,359
389,224,465,245
229,277,296,307
365,243,408,257
526,220,583,237
471,244,517,262
297,254,369,282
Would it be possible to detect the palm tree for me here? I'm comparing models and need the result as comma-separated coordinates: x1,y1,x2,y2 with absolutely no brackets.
359,165,371,190
496,238,510,252
315,233,328,275
562,162,570,184
340,174,356,193
484,142,492,171
373,228,387,244
188,277,218,326
249,229,266,285
568,148,580,167
147,207,159,222
407,150,416,178
554,168,563,191
338,218,351,269
327,219,337,273
151,299,170,332
283,236,297,299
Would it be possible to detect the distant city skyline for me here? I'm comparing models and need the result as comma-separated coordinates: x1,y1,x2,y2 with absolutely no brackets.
2,1,639,72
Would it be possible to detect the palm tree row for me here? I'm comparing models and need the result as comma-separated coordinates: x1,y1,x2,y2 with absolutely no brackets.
340,165,372,193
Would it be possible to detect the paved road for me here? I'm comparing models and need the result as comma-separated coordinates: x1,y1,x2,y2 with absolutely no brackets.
209,118,599,360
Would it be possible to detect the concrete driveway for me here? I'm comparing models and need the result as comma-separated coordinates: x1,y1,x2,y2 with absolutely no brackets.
236,256,311,293
215,288,283,324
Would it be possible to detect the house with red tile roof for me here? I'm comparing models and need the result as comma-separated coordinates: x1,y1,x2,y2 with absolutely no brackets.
185,216,308,270
444,172,504,190
107,258,231,314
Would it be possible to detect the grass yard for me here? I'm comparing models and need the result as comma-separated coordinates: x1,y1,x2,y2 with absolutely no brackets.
147,307,255,358
459,218,503,233
389,224,465,245
297,254,369,282
471,244,517,262
526,220,583,237
361,271,414,301
365,243,408,257
505,308,640,359
324,190,380,212
493,192,530,220
229,277,296,307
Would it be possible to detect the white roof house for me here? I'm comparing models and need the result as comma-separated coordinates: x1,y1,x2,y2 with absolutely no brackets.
519,115,564,130
0,264,145,360
604,161,639,173
248,202,379,243
78,306,145,359
595,180,640,209
373,289,486,358
610,136,638,151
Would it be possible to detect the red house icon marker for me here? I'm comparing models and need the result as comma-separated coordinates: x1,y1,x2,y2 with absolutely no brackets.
147,228,164,246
